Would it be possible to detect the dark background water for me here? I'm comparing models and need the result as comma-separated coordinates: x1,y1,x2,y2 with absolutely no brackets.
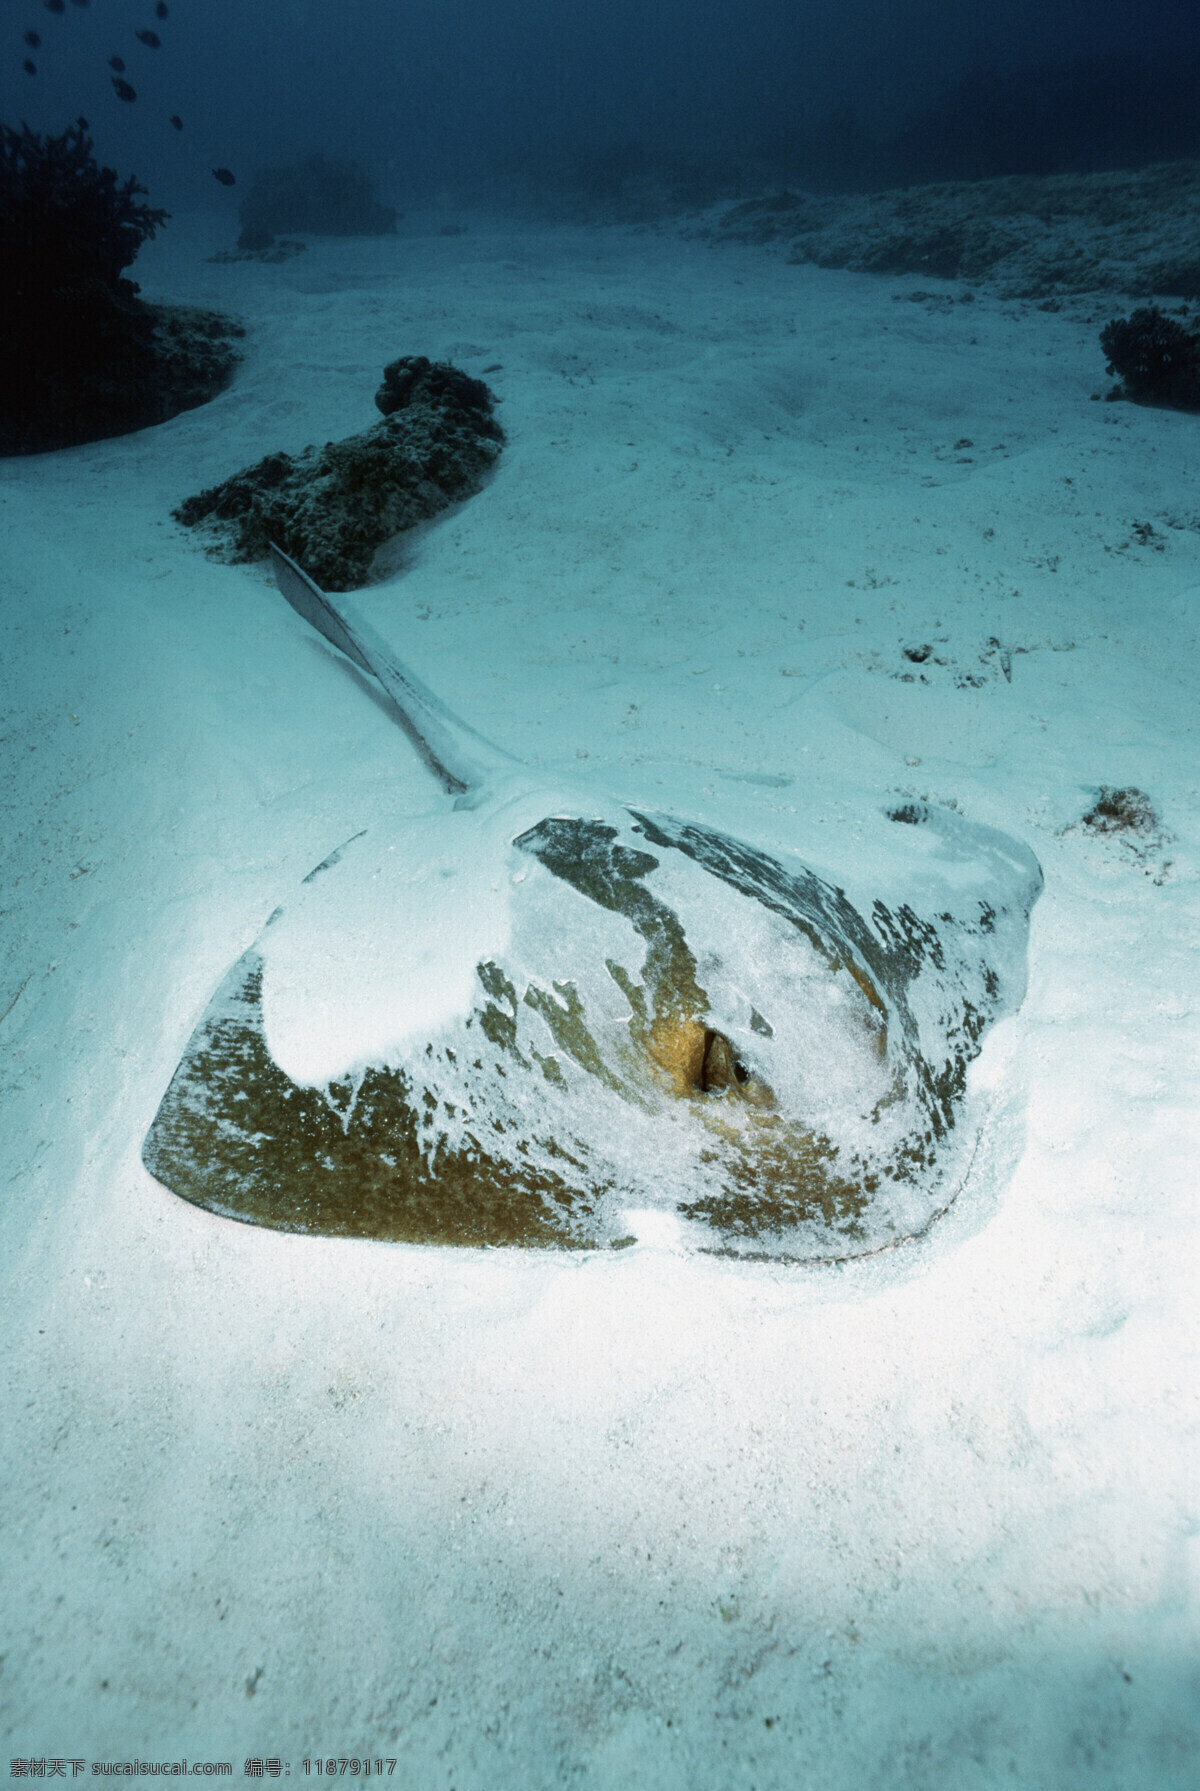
4,0,1200,215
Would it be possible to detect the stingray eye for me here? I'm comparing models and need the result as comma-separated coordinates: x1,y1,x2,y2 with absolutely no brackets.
699,1029,774,1107
699,1028,733,1091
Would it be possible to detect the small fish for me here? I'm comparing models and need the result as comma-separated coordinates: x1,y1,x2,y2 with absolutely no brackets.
134,28,161,47
169,113,183,130
23,30,41,47
23,57,37,74
108,54,125,71
111,75,137,101
43,0,65,14
156,1,169,16
212,166,236,187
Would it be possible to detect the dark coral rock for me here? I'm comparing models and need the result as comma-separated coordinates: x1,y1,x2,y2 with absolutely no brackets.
0,119,243,453
1,117,165,302
233,221,274,253
148,305,246,414
1080,787,1160,836
1100,306,1200,408
174,358,503,591
237,153,397,245
373,354,493,419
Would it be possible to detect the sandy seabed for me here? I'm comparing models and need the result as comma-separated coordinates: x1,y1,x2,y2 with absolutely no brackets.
0,203,1197,1786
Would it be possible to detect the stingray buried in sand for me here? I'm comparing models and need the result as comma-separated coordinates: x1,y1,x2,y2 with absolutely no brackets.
143,546,1042,1260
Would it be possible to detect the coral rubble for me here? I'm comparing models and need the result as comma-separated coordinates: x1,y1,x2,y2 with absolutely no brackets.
1080,786,1161,836
703,160,1200,302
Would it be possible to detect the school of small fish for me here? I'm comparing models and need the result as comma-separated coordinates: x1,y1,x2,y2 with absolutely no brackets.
11,2,239,184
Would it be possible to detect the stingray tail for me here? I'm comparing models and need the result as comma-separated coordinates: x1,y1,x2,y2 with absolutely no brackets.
268,542,511,798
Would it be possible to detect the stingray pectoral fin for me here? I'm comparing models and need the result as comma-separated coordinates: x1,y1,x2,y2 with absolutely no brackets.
268,541,509,799
142,943,599,1248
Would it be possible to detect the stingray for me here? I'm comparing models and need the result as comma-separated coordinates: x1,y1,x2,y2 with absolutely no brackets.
143,545,1042,1259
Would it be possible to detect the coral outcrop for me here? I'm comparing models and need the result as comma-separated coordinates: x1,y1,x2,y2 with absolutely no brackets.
174,357,503,591
236,153,396,252
1099,305,1200,407
0,119,243,454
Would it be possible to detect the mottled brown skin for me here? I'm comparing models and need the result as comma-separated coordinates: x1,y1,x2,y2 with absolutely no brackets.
144,918,882,1249
144,953,604,1249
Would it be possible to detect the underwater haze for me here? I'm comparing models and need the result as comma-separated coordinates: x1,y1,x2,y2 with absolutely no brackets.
5,0,1200,211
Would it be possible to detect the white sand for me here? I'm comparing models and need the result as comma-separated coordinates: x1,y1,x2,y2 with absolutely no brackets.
1,211,1197,1785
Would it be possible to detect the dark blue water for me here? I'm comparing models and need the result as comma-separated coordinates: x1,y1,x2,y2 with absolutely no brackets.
3,0,1200,215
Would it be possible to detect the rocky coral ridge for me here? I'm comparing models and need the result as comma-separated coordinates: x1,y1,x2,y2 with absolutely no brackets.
701,160,1200,301
174,357,503,591
0,120,243,455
